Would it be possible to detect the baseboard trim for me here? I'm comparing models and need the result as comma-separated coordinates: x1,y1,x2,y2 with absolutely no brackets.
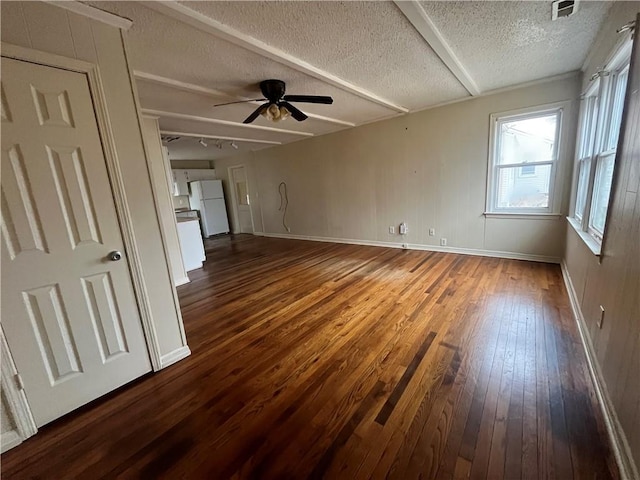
560,261,639,480
261,232,560,264
174,276,190,287
159,346,191,369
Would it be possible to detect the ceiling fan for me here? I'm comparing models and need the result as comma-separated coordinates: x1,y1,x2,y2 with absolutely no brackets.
214,79,333,124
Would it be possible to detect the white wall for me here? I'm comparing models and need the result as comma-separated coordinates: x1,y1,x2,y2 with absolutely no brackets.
563,2,640,476
581,2,640,92
216,75,580,261
141,116,190,287
1,2,188,362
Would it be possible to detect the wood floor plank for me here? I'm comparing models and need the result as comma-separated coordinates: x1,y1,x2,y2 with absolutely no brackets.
1,235,619,480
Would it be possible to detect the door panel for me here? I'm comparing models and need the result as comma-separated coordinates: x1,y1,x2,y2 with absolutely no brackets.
0,57,151,427
231,166,254,234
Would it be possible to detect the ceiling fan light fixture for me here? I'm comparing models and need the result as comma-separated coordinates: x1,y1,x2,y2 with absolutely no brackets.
279,105,290,121
261,103,289,122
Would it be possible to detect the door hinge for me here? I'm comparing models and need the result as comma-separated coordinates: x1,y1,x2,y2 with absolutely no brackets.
14,373,25,390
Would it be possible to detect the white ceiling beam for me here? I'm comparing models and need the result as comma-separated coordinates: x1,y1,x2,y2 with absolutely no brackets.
145,1,409,113
45,1,133,30
160,130,281,145
393,1,481,96
134,71,355,128
143,108,314,137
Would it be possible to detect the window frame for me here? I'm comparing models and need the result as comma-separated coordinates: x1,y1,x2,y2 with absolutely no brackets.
486,102,567,215
569,37,632,251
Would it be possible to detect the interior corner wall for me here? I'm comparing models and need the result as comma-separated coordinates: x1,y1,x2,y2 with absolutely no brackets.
1,2,186,360
563,1,640,474
219,75,581,260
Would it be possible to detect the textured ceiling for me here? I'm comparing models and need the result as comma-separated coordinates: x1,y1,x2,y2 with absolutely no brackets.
183,1,469,109
87,1,612,161
419,1,612,91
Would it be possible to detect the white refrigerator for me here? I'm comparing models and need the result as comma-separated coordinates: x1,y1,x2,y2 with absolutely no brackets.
188,180,230,237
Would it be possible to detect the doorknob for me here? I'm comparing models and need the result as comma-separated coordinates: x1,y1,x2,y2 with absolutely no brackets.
108,251,122,261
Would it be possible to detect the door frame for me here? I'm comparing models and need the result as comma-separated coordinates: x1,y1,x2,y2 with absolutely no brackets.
1,43,164,372
1,326,38,451
227,164,255,234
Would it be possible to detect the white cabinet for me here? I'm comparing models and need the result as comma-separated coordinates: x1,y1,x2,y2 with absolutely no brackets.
186,169,217,181
171,169,217,196
172,170,189,196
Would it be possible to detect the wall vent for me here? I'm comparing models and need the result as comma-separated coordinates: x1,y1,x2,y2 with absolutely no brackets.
552,0,579,20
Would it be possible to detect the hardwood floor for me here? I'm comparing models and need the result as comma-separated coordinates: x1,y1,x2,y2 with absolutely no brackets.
2,235,619,479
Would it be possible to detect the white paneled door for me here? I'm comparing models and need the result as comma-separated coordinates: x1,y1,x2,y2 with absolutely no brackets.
0,57,152,427
230,166,254,234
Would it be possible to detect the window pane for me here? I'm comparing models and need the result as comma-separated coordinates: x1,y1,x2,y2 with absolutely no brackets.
496,165,551,209
520,164,536,176
607,67,629,151
499,114,558,165
574,158,591,220
589,154,615,234
579,95,599,159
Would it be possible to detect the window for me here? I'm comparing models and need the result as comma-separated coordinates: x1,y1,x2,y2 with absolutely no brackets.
487,105,563,214
520,164,536,176
570,39,631,246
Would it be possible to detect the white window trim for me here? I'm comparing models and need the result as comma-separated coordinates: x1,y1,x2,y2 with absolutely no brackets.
485,101,569,216
569,35,632,253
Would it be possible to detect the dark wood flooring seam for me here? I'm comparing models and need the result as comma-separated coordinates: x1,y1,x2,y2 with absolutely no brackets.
375,331,438,426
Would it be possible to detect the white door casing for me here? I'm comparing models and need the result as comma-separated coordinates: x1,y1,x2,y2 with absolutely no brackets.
0,57,152,427
229,165,254,234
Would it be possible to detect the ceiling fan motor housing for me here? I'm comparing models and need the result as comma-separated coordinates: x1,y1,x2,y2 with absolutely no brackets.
260,79,286,102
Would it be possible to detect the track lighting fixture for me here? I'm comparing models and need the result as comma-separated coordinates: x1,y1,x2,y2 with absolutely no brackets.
230,141,238,150
198,138,208,147
216,140,223,150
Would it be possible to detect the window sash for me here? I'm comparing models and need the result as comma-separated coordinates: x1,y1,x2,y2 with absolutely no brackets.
588,151,616,239
488,108,562,213
574,157,591,222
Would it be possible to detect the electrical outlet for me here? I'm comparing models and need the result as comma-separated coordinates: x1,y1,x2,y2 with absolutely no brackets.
440,238,447,246
389,226,395,234
402,243,409,249
429,228,435,236
598,305,605,329
399,222,408,235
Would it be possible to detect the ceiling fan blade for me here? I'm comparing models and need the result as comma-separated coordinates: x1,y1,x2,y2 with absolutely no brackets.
214,98,265,107
281,101,308,121
282,95,333,105
243,103,269,124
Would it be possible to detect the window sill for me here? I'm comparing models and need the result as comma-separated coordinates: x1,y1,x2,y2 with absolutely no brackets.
567,217,601,256
483,212,563,220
